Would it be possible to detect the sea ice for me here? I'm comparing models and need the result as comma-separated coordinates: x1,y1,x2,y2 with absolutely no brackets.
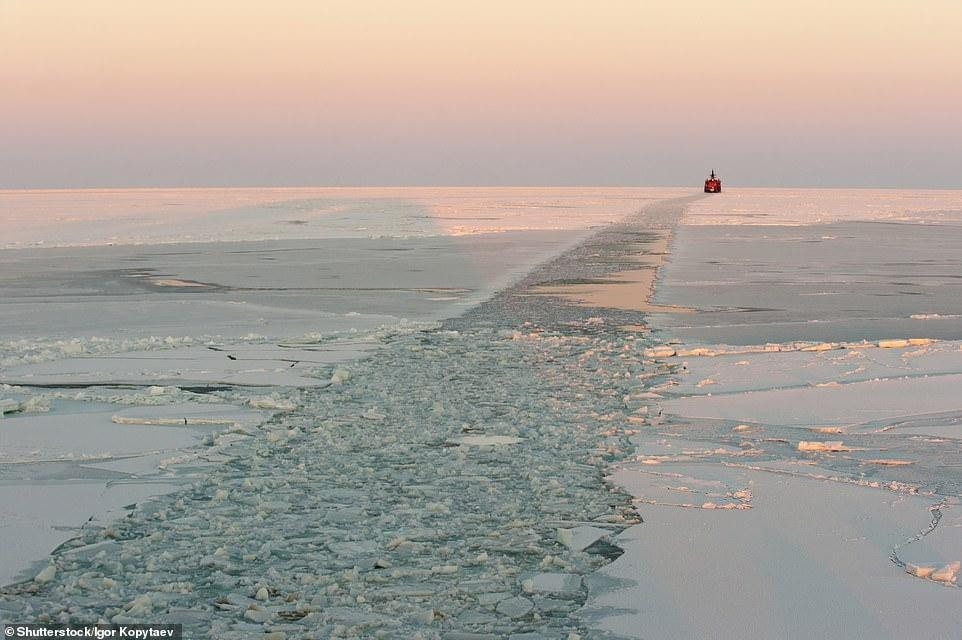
8,189,962,639
0,317,647,637
556,526,612,552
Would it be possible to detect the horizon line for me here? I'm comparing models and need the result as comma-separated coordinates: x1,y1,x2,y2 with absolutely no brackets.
3,183,961,192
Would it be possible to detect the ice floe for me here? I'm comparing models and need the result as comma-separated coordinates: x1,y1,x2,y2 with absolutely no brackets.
448,435,523,447
556,526,612,553
110,404,270,428
797,440,850,453
0,398,22,415
589,458,962,638
0,342,378,389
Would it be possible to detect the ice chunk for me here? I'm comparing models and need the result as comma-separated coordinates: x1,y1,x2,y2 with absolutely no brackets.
496,596,534,618
475,591,513,606
249,396,296,411
431,564,459,575
930,561,960,584
326,507,366,524
244,605,271,623
124,595,153,616
878,339,911,349
34,564,56,583
645,347,676,358
800,342,838,352
329,541,378,558
0,398,22,415
418,608,443,624
797,441,849,452
863,459,914,467
556,525,611,552
521,573,582,598
111,404,266,428
449,434,522,447
676,348,718,357
906,563,936,579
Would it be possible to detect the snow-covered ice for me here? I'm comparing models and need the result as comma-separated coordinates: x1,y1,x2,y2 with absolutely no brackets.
583,462,962,639
586,188,962,639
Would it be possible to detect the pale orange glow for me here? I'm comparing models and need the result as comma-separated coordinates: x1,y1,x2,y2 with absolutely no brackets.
1,1,960,186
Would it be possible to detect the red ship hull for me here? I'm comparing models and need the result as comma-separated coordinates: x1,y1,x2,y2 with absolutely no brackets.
704,170,721,193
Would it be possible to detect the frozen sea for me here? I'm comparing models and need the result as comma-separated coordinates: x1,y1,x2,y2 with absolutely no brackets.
2,187,961,638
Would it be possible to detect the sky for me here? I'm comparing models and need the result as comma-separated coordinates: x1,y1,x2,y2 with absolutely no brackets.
2,0,960,188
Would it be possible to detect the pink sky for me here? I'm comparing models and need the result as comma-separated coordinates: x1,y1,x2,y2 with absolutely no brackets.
2,1,960,187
